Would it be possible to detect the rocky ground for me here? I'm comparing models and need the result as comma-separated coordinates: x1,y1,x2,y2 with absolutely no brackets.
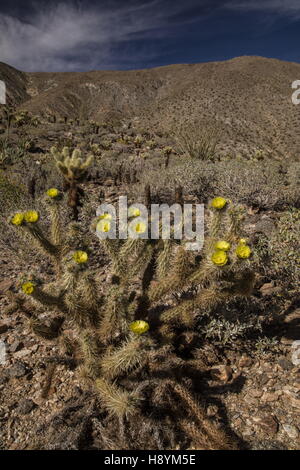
0,272,299,449
0,117,299,450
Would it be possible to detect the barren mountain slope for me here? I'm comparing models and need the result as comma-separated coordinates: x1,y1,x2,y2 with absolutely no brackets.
1,56,300,157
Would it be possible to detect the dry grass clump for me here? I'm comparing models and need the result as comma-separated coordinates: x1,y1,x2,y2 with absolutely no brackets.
173,122,220,161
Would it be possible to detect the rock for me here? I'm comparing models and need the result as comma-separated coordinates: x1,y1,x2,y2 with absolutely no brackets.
280,337,294,345
260,282,281,297
289,397,300,410
9,341,24,353
0,374,8,385
0,279,13,294
252,414,278,435
14,349,33,359
282,424,299,439
261,392,280,402
249,389,263,398
0,324,9,334
284,309,300,324
206,405,218,417
8,362,29,378
291,340,300,366
258,374,270,386
103,178,114,187
239,356,252,367
210,365,233,383
278,358,294,370
16,398,37,415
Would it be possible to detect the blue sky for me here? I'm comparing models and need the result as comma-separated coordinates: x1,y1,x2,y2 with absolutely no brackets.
0,0,300,72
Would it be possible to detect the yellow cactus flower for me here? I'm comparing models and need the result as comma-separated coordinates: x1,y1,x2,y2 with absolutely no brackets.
128,207,141,217
239,238,247,245
129,320,150,335
21,281,35,295
73,250,89,264
99,213,112,220
10,213,24,226
46,188,60,198
211,197,227,210
215,240,231,251
133,221,147,234
236,244,252,259
211,250,228,266
24,210,39,223
97,220,111,233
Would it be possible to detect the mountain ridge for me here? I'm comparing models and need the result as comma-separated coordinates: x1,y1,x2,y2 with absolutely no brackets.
1,55,300,158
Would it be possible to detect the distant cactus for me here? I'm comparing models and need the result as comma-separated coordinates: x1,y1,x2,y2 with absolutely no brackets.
134,135,143,148
51,146,94,220
90,143,102,156
146,139,156,149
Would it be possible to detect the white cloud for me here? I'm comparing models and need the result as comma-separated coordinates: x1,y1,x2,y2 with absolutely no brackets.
226,0,300,17
1,1,296,72
0,1,190,72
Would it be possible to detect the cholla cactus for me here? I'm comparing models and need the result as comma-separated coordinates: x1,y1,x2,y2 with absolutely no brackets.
100,139,112,150
140,152,150,159
51,146,94,220
162,146,173,168
162,146,173,156
7,191,255,450
90,143,102,156
134,135,143,148
146,139,156,149
13,110,40,127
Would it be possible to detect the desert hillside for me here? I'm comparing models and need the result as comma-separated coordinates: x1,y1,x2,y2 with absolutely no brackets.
1,56,300,158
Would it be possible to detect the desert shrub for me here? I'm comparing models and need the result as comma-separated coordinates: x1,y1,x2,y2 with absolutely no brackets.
0,172,28,214
128,159,216,203
0,140,27,167
254,336,280,356
129,157,299,210
268,208,300,287
214,160,297,210
5,184,257,449
201,316,263,347
13,110,40,127
89,152,138,185
174,122,220,161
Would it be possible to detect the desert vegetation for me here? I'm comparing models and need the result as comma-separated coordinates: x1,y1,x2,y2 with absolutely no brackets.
0,59,299,450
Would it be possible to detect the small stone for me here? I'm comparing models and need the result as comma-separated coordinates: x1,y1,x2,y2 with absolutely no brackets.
282,424,299,439
14,349,32,359
249,389,263,398
210,365,233,383
8,362,29,378
289,397,300,410
252,414,278,435
0,324,9,334
0,374,8,385
260,282,281,297
16,398,37,415
9,341,24,353
278,358,294,371
239,356,252,367
0,279,13,293
261,392,279,402
259,374,270,386
280,338,294,345
206,405,218,417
